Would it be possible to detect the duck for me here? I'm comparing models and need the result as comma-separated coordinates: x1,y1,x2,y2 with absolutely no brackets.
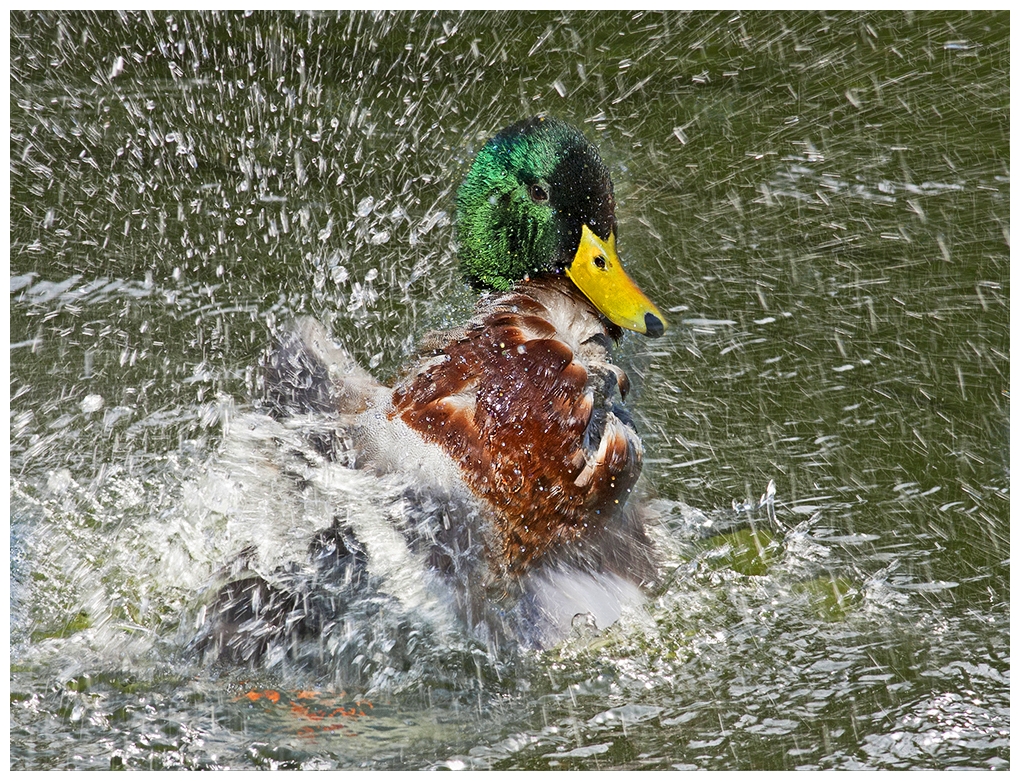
213,115,670,658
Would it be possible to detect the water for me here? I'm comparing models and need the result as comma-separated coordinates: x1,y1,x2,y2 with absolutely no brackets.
9,11,1009,770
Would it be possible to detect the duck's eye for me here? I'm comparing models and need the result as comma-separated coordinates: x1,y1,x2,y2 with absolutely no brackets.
594,255,607,269
528,183,549,202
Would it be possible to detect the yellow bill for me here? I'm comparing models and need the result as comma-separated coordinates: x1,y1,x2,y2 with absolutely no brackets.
566,225,667,337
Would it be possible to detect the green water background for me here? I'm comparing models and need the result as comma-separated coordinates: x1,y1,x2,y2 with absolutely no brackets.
10,11,1008,769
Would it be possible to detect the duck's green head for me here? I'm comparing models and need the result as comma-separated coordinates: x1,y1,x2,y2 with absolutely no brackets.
456,115,667,337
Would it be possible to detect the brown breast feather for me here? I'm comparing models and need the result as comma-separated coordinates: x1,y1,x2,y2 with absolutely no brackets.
390,284,642,574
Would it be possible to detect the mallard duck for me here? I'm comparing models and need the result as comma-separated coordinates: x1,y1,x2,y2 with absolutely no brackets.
245,115,669,653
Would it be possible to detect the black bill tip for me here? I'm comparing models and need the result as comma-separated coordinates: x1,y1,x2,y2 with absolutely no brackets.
644,312,666,338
